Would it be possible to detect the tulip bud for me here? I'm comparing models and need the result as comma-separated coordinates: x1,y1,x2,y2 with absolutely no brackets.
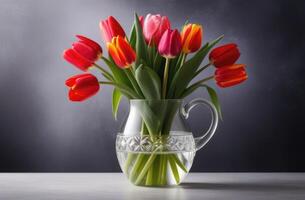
138,15,144,27
215,64,247,88
65,74,100,101
107,36,136,68
143,14,171,46
209,43,240,67
181,24,203,53
63,35,102,71
158,29,182,58
100,16,126,43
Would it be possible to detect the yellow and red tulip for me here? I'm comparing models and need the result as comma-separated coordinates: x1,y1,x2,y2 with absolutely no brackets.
100,16,126,43
143,14,171,46
63,35,102,71
158,29,182,58
181,24,203,53
209,43,240,68
107,36,136,68
215,64,247,88
65,74,100,101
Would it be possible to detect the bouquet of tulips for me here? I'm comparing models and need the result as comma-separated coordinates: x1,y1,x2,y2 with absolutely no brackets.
63,13,247,185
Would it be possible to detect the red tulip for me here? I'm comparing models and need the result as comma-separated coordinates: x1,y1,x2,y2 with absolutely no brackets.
100,16,126,43
107,36,136,68
65,74,100,101
63,35,102,71
158,29,182,58
215,64,247,88
181,24,203,53
143,14,170,46
209,43,240,67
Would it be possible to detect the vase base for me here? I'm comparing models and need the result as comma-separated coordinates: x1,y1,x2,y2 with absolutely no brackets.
117,151,195,187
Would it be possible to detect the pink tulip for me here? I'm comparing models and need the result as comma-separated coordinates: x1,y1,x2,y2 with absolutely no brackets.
143,14,170,46
158,29,182,58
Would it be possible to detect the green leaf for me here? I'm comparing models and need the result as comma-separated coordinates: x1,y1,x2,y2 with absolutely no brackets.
124,69,144,98
147,45,156,68
139,104,161,135
102,57,133,88
100,81,139,99
135,65,161,99
205,85,222,120
168,43,209,98
134,13,148,66
153,52,165,77
168,35,224,98
181,83,222,120
129,23,136,49
112,88,122,120
168,53,184,88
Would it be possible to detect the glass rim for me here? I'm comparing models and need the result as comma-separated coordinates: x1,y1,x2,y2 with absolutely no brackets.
130,99,183,102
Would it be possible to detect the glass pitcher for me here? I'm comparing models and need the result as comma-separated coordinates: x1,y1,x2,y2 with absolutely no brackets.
116,98,218,186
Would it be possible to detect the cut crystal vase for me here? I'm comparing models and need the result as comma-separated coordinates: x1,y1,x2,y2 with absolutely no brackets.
116,98,218,186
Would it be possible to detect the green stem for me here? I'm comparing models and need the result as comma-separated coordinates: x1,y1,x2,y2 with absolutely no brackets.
93,63,114,81
162,58,170,99
124,153,136,175
200,62,212,71
129,154,148,183
180,53,187,68
191,75,215,86
170,154,187,173
145,165,154,186
124,68,144,98
169,154,180,184
134,153,157,185
193,62,212,78
160,155,168,185
98,81,140,99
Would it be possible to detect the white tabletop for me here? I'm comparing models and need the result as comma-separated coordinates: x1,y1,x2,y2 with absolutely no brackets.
0,173,304,200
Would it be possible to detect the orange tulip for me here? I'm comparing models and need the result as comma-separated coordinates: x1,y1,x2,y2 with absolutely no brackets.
215,64,247,88
181,24,203,53
107,36,136,68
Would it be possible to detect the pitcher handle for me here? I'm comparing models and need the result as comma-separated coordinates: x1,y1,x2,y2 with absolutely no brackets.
180,98,219,151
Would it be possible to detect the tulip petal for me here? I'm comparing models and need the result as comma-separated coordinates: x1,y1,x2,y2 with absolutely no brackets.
215,64,248,88
217,75,247,88
76,35,102,54
158,29,182,58
209,43,240,67
188,25,202,52
143,14,170,46
66,74,100,101
107,36,136,68
181,24,192,52
63,49,93,71
108,16,126,39
72,42,98,62
143,14,159,43
65,74,90,87
117,37,136,66
100,20,112,43
69,89,88,101
210,43,237,58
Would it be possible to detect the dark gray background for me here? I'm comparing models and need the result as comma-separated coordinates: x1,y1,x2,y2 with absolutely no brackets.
0,0,304,172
